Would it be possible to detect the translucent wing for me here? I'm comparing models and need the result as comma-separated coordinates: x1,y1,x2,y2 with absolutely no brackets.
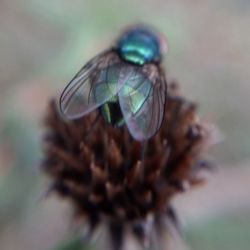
59,49,127,119
118,64,167,141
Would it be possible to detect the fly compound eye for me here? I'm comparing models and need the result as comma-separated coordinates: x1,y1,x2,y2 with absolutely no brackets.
158,31,168,55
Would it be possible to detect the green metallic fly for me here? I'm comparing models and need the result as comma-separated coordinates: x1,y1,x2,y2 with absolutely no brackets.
59,25,167,141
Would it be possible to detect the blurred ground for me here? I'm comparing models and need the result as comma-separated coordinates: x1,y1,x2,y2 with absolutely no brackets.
0,0,250,250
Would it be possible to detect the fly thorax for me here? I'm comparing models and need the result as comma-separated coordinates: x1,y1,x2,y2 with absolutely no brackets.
118,27,161,65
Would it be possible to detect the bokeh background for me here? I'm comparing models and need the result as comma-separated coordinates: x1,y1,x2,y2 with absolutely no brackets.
0,0,250,249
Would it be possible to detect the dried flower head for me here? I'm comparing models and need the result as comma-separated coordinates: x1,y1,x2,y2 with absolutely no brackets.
41,81,215,250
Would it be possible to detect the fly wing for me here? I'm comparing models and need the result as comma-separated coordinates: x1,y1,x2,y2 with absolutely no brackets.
59,49,125,119
118,64,167,141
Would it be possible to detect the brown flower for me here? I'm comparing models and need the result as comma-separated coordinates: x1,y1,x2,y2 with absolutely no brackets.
41,81,215,250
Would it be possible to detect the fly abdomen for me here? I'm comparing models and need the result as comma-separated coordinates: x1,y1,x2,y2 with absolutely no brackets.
100,98,125,127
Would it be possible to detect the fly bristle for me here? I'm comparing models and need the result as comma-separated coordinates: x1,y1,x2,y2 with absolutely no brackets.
41,81,216,250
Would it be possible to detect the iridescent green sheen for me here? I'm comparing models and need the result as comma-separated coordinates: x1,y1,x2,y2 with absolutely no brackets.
118,27,160,65
95,82,125,126
59,25,166,141
94,65,152,127
100,99,125,127
119,78,151,114
121,52,145,65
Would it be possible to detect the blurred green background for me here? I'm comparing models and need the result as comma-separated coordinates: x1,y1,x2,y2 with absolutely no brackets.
0,0,250,249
